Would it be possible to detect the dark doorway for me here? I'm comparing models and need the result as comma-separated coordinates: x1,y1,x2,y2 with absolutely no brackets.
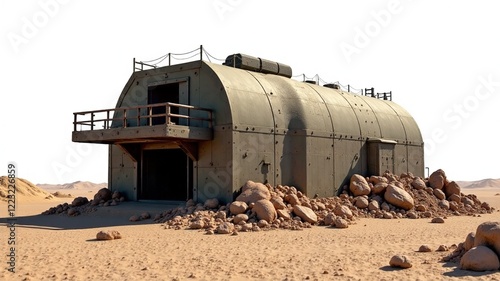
148,83,179,125
140,149,192,200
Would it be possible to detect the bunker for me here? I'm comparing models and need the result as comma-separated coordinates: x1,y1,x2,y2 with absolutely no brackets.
73,53,424,203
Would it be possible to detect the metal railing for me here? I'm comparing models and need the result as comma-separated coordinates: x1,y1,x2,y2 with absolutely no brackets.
73,102,213,132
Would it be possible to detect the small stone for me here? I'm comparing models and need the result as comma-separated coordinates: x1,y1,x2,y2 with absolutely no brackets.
431,217,445,223
436,245,448,252
389,255,412,268
418,245,432,252
129,215,140,222
333,217,349,228
140,212,151,220
229,201,248,215
233,214,249,224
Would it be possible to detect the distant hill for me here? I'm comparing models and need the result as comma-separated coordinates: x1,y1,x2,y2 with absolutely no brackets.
456,178,500,189
37,181,107,190
0,176,54,201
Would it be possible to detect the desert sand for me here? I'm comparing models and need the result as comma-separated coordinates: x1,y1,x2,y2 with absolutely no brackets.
1,183,500,281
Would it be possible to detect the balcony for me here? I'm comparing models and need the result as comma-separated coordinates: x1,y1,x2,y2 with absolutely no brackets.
72,102,213,144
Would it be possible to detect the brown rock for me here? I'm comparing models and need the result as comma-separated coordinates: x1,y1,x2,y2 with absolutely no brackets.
444,181,461,198
418,245,432,252
333,217,349,228
235,181,271,204
460,246,500,271
448,193,461,203
473,221,500,256
216,222,234,234
429,169,446,189
111,191,122,200
436,245,448,252
229,201,248,215
411,178,426,190
129,215,140,222
389,255,412,268
334,205,353,219
270,196,287,210
140,212,151,220
438,200,450,210
372,182,388,194
368,200,380,211
293,205,318,224
431,217,445,223
324,213,336,226
384,184,414,210
96,230,122,240
349,174,371,196
415,204,426,212
284,193,300,206
253,199,277,223
433,189,446,200
276,209,291,220
233,214,249,224
407,211,418,219
204,198,219,209
257,220,269,228
71,197,89,207
94,188,112,202
369,175,388,185
189,220,205,229
354,196,369,209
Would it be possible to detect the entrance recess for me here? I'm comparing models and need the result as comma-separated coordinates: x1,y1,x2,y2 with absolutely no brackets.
140,148,192,200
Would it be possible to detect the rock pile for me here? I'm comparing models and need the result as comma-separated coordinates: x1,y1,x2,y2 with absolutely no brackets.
41,188,126,216
442,221,500,272
153,170,494,234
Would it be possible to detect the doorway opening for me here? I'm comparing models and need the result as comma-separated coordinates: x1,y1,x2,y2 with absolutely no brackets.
148,83,180,125
139,148,192,201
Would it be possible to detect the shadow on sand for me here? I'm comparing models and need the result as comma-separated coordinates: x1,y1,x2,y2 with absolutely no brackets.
441,262,499,278
0,201,182,230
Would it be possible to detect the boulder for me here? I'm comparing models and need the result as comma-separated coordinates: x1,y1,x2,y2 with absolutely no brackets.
292,205,317,224
473,221,500,256
444,181,461,198
384,184,414,210
111,191,122,200
429,169,446,189
140,212,151,220
204,198,219,209
229,201,248,215
411,178,426,190
433,189,446,200
257,220,269,228
71,197,89,207
253,199,277,223
235,181,271,204
460,246,500,271
389,255,412,268
94,188,112,202
349,174,371,196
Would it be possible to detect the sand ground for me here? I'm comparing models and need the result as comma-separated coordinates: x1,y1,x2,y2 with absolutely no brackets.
1,188,499,281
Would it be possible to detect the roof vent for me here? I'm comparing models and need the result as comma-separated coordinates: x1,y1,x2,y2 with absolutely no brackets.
323,83,340,89
223,53,292,78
